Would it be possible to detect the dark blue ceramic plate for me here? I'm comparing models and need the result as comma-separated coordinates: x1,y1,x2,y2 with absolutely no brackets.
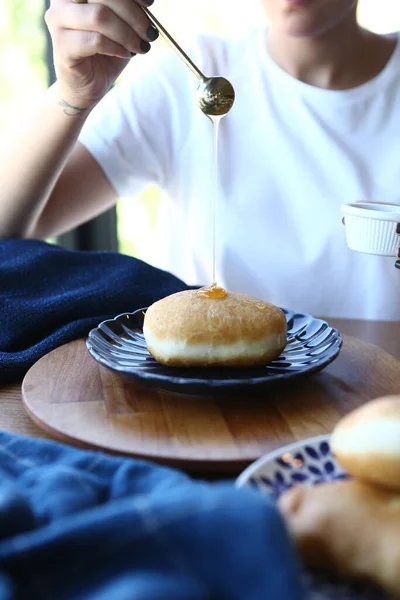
86,307,342,396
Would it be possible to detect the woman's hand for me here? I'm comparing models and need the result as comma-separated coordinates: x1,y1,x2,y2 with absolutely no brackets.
45,0,159,111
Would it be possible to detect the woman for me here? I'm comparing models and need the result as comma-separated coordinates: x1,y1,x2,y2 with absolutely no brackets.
0,0,398,320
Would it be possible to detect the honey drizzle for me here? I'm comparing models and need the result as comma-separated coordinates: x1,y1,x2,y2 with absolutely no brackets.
251,302,267,310
195,113,227,300
197,282,227,299
196,284,267,308
198,109,268,308
196,81,268,310
197,114,267,308
211,114,223,284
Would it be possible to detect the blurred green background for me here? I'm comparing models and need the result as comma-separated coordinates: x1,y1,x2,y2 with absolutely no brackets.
1,0,400,260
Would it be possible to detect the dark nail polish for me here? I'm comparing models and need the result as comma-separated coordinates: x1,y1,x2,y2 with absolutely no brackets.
130,52,136,57
395,260,400,269
144,0,154,5
140,40,151,53
398,247,400,258
396,222,400,234
147,25,159,41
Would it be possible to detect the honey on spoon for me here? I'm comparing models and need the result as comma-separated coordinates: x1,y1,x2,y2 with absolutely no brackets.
142,8,235,118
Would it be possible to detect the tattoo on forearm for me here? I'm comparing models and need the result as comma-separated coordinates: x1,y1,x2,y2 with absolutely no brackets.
59,99,89,116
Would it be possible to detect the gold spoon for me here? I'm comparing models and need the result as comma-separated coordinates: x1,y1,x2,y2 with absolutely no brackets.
73,0,235,116
142,8,235,117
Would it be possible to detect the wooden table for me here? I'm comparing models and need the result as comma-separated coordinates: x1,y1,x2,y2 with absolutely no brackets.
1,319,399,470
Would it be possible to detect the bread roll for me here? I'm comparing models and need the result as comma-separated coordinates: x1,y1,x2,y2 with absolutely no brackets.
278,480,400,597
143,289,287,367
331,395,400,491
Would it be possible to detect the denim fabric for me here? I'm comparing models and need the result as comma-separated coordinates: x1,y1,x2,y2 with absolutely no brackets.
0,432,304,600
0,239,190,384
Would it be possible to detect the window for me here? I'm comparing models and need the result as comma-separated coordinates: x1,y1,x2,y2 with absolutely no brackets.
0,0,47,133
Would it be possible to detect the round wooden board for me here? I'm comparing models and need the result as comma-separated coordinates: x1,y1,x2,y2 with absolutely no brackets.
22,337,400,474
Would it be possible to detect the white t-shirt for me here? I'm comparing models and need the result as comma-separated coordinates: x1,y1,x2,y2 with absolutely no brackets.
79,28,400,321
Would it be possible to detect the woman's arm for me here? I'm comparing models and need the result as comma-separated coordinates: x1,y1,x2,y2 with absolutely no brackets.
0,86,117,238
0,0,157,239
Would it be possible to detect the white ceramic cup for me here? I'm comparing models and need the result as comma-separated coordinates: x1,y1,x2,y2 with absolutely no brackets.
340,202,400,256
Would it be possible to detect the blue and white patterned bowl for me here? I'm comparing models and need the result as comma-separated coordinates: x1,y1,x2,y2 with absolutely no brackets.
236,435,347,498
236,437,389,600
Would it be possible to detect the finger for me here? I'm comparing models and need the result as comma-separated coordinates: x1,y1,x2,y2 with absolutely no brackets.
396,223,400,235
134,0,155,7
48,3,149,55
86,0,158,44
57,28,132,61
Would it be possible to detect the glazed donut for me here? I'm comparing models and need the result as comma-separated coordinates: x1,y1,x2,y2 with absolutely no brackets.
279,480,400,597
143,289,287,367
331,396,400,491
